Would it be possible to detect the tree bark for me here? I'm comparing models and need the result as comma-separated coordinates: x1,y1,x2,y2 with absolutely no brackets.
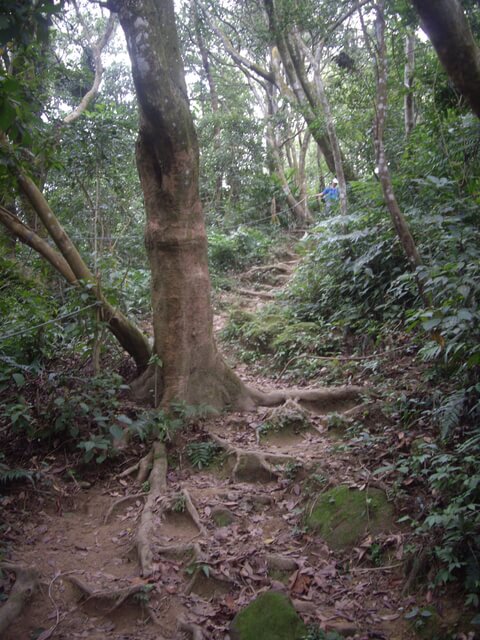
411,0,480,119
113,0,254,410
262,79,311,224
0,204,76,282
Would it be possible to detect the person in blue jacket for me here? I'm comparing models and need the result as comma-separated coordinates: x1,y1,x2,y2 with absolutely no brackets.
321,178,339,210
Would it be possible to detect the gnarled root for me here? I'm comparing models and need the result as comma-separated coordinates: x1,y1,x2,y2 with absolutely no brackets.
207,433,291,483
0,564,40,636
137,441,168,577
67,575,148,612
181,487,206,536
250,385,365,414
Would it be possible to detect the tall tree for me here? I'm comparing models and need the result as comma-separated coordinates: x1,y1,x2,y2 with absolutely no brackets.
111,0,256,410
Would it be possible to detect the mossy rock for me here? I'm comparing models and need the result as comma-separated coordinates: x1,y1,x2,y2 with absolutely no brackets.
230,591,307,640
306,485,394,550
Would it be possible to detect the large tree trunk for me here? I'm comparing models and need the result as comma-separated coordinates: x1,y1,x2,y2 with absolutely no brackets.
114,0,253,410
411,0,480,118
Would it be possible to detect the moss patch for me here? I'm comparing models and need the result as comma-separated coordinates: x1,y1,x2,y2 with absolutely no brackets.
211,506,235,527
230,591,307,640
306,485,394,550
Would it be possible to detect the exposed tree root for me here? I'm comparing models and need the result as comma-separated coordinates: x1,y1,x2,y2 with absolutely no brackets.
178,618,205,639
103,493,146,524
137,449,155,483
137,441,168,577
118,449,154,483
237,287,276,300
0,564,40,636
67,575,148,611
207,433,292,482
181,487,206,536
250,385,365,414
155,542,202,562
266,554,299,572
118,460,139,479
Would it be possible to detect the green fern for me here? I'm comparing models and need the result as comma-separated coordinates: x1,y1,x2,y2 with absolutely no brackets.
0,463,32,485
434,390,466,440
186,441,219,469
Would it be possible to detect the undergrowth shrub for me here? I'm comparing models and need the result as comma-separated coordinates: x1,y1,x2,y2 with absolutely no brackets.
286,202,414,339
208,227,272,275
221,304,343,371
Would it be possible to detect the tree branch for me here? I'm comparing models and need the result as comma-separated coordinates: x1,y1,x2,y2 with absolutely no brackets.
0,205,77,283
63,13,117,124
195,0,275,84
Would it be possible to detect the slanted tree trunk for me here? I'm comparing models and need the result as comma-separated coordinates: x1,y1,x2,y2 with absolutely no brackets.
292,31,348,215
262,79,312,225
411,0,480,119
263,0,356,182
404,31,416,136
113,0,254,410
374,2,424,281
192,0,222,208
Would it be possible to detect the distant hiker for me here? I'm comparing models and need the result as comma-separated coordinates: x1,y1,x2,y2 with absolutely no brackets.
321,178,339,210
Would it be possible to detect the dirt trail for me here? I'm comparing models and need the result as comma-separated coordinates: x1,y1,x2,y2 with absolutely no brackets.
1,259,416,640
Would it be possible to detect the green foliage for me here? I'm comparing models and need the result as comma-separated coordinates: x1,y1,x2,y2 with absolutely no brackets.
128,410,184,444
208,227,272,275
378,393,480,604
0,454,32,486
171,493,186,513
286,200,413,338
186,441,220,469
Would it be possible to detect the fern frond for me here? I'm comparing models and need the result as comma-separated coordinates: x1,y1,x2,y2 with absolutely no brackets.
434,390,466,440
0,463,32,485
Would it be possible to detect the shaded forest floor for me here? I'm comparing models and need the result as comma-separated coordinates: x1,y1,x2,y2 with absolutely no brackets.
0,254,473,640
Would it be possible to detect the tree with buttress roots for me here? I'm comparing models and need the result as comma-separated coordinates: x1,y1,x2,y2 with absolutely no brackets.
110,0,361,413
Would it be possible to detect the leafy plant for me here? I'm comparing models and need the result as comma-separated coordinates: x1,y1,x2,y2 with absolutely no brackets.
0,455,33,486
172,493,186,513
186,441,220,469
